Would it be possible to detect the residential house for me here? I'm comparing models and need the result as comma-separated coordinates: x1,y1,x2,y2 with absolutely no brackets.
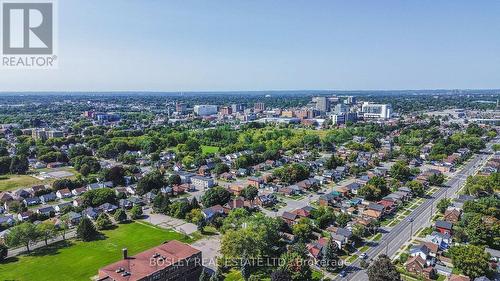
23,196,41,206
405,255,435,280
345,182,362,195
278,185,303,196
71,187,87,196
56,188,73,199
435,220,453,235
17,211,33,221
318,191,341,206
247,177,263,188
119,199,133,209
83,207,101,220
14,189,31,199
443,208,461,224
254,194,276,207
37,206,55,216
0,215,15,226
55,202,72,212
66,211,82,225
40,192,57,204
425,231,452,250
202,205,226,221
99,203,118,213
281,211,299,226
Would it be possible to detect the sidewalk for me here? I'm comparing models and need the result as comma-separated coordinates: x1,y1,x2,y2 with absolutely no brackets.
7,230,76,258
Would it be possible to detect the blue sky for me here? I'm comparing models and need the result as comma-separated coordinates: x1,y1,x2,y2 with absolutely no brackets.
1,0,500,91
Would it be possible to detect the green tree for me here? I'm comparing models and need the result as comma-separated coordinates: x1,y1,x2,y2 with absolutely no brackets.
428,173,445,186
153,193,171,214
322,237,339,271
0,156,11,175
367,254,400,281
390,161,411,182
36,222,57,246
279,251,312,281
76,217,99,241
213,163,230,175
9,155,29,174
449,245,491,279
272,163,310,184
292,218,313,242
437,198,451,214
96,213,113,230
167,174,181,186
201,186,231,207
82,188,116,207
114,209,128,223
5,222,41,253
0,243,7,261
407,180,425,197
136,171,166,195
242,186,258,201
270,270,292,281
130,205,143,219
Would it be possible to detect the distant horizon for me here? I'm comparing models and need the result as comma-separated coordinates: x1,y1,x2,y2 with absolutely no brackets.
0,88,500,95
1,1,500,91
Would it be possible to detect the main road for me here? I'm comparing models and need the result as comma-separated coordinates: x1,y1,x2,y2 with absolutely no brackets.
337,140,497,281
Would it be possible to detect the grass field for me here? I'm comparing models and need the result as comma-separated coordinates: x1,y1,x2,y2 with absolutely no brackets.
0,222,193,281
0,174,44,192
201,145,220,154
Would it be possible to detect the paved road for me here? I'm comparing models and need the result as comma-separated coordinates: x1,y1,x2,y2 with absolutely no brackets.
337,142,496,281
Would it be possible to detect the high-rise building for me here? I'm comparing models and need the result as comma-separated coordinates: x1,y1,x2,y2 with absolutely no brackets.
193,105,218,116
334,103,348,114
331,112,357,125
254,102,265,112
361,102,392,119
314,96,330,112
175,102,187,114
231,103,245,113
219,106,232,115
345,96,356,105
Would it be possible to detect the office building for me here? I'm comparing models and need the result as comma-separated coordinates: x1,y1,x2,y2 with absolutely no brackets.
254,102,265,112
314,97,330,112
193,105,218,116
219,106,232,115
361,102,393,119
175,102,187,114
231,104,245,113
345,96,356,105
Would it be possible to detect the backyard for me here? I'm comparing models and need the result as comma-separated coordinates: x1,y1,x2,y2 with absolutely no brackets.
0,222,193,281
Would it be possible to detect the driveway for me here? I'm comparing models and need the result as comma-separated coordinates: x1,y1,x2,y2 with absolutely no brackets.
191,235,221,270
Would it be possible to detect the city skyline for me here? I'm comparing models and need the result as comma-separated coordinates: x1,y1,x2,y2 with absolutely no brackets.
1,0,500,92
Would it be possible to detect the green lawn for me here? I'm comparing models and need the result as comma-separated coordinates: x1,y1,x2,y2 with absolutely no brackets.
372,233,383,241
201,145,220,154
0,174,44,192
358,245,370,253
346,254,359,263
0,222,193,281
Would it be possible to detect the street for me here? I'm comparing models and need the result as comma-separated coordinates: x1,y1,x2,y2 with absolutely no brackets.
336,142,496,281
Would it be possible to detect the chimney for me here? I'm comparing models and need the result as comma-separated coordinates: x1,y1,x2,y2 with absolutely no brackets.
122,248,128,260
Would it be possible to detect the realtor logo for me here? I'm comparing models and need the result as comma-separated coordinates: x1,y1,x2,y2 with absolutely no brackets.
1,0,57,68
